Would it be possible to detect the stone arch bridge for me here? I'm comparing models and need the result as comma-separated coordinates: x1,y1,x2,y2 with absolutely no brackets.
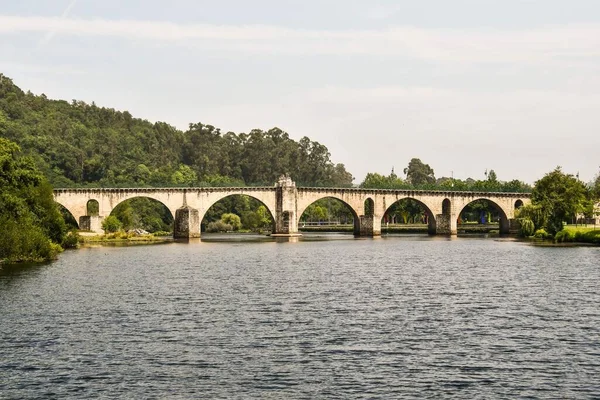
54,177,530,238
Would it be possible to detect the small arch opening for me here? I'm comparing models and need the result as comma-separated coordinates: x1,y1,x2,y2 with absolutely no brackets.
364,198,374,217
515,199,524,210
86,199,99,216
442,198,451,216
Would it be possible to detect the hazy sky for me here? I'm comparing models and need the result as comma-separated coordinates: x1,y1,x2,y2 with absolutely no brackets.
1,0,599,184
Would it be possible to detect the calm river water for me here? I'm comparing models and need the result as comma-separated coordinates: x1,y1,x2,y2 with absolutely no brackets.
1,234,599,399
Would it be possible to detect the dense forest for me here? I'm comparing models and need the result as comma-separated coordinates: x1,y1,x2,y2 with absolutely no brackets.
0,74,353,188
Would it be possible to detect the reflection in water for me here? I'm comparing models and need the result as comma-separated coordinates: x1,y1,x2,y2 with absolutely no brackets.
1,236,599,398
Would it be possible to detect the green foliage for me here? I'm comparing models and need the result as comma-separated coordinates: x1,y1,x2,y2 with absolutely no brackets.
61,230,80,249
101,216,122,233
360,171,406,189
300,198,354,224
206,220,233,233
532,167,588,235
0,76,352,188
518,218,535,237
221,213,242,231
554,230,574,243
111,198,173,233
403,158,435,186
0,137,66,262
590,173,600,201
241,205,274,232
533,229,553,240
384,199,428,224
516,204,547,231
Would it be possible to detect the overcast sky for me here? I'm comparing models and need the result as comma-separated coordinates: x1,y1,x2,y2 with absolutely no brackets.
1,0,599,184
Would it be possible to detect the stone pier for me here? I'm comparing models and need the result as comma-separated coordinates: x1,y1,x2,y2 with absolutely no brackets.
174,205,200,239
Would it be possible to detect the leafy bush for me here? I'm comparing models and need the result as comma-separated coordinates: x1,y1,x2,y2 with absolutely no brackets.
555,230,575,243
516,204,547,231
101,216,122,233
61,230,80,249
206,221,233,233
221,213,242,231
533,229,553,240
518,218,535,237
0,218,63,262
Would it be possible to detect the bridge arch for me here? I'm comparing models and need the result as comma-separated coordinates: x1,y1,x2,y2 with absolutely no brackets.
456,197,510,234
199,193,277,233
298,196,360,234
109,196,175,233
55,202,79,229
382,197,437,235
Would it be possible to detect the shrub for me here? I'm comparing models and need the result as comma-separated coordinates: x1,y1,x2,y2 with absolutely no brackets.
518,218,535,237
533,229,553,240
555,230,575,243
206,221,233,233
101,216,122,233
61,230,80,249
221,213,242,231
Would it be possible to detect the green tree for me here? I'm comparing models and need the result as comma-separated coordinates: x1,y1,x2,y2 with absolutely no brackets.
591,173,600,200
403,158,435,186
532,167,588,235
101,216,122,233
360,170,405,189
171,164,198,186
221,213,242,231
0,138,65,262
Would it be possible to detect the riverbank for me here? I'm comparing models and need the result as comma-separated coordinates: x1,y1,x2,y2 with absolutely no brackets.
555,226,600,244
80,232,173,244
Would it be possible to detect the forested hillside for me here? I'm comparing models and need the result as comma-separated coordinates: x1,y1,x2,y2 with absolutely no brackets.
0,74,353,188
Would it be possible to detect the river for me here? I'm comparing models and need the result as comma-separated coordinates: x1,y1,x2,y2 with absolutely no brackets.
1,234,599,399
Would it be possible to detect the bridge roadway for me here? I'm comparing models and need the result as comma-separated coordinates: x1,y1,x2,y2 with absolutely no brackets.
53,176,531,237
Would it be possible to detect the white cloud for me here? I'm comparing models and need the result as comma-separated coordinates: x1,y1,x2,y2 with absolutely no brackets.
0,15,599,64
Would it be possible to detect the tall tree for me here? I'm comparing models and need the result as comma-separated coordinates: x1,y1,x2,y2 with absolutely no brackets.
403,158,435,186
532,167,588,235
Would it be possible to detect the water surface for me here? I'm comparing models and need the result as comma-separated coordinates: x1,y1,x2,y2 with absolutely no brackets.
1,235,599,399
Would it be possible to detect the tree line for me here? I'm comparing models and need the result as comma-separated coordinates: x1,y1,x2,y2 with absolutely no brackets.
0,74,353,188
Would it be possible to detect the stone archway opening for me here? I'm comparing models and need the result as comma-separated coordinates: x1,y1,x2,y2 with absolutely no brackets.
514,199,524,210
86,199,99,216
382,198,436,235
364,198,375,217
458,199,509,234
201,194,275,234
299,197,358,234
110,197,174,234
442,198,451,216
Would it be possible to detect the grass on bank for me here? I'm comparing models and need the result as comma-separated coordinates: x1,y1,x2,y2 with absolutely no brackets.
80,231,173,243
554,225,600,244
